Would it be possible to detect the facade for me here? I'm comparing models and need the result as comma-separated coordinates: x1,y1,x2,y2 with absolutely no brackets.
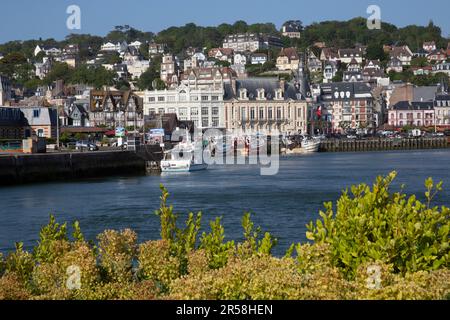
276,47,300,71
307,51,322,73
20,107,57,138
251,53,267,65
89,90,144,128
388,101,435,128
144,84,225,130
281,21,302,39
100,41,128,53
0,107,27,139
149,42,167,56
432,62,450,76
224,78,308,135
323,61,338,83
387,57,403,73
389,46,413,66
0,75,11,105
423,41,437,52
427,49,447,63
319,82,374,132
434,91,450,128
35,57,53,79
208,48,234,63
223,33,283,52
160,54,177,83
34,45,62,57
338,48,363,64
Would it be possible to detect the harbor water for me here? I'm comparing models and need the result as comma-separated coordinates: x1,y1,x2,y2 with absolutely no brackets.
1,149,450,256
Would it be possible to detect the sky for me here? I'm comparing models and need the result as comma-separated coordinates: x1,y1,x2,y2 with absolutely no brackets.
1,0,449,43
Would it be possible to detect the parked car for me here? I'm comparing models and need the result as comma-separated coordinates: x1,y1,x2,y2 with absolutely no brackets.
444,130,450,137
75,141,99,151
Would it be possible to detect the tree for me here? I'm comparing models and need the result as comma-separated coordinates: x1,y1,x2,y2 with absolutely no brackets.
42,62,73,85
366,43,388,62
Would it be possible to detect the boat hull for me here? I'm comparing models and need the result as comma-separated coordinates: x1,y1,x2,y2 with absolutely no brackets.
161,161,208,173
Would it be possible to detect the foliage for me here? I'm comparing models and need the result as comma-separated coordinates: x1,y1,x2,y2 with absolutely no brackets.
0,174,449,300
306,172,450,278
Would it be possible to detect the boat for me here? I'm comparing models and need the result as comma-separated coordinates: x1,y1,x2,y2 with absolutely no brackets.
160,133,208,173
301,138,321,153
281,135,320,154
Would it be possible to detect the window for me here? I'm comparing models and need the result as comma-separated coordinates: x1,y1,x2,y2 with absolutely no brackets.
168,96,175,102
191,108,199,116
241,107,247,121
33,109,40,118
212,107,219,116
268,108,273,120
212,117,219,127
250,107,255,120
202,107,209,116
202,118,209,128
277,107,282,119
148,97,155,102
211,96,219,101
158,96,165,102
158,108,165,114
201,96,209,101
259,108,264,119
37,129,44,137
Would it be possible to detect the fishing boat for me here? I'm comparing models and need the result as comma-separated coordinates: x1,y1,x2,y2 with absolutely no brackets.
301,138,321,153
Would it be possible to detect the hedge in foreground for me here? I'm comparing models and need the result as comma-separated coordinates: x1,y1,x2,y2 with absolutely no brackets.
0,172,449,300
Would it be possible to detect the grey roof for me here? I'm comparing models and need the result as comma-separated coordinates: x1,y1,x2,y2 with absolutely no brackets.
413,86,439,102
20,107,57,126
320,82,372,101
393,101,434,110
224,78,302,101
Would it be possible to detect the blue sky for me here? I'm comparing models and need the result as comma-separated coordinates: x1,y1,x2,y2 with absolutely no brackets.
1,0,449,43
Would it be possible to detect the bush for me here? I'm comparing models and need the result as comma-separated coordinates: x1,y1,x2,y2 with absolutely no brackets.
306,172,450,278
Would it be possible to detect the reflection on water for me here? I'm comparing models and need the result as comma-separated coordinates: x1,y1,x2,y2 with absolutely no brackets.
1,150,449,255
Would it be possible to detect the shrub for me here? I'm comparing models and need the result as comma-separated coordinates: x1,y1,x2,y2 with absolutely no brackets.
306,172,450,278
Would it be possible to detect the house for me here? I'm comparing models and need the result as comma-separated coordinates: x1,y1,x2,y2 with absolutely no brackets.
427,49,447,63
63,44,79,55
251,53,267,65
411,66,433,76
184,53,207,72
34,57,53,79
319,82,374,133
323,61,338,83
276,47,300,71
434,87,450,128
388,101,435,128
34,45,62,57
281,20,302,39
160,54,178,83
338,48,363,64
423,41,437,52
0,75,11,106
389,46,413,66
223,33,283,53
343,71,363,83
58,54,78,68
0,107,28,139
129,41,143,50
68,103,90,127
148,42,167,56
234,52,250,66
180,67,235,90
387,57,403,73
414,48,429,58
208,48,235,64
307,51,322,73
89,90,144,128
224,78,308,135
20,107,57,138
432,62,450,76
100,41,128,53
320,48,339,62
347,58,361,72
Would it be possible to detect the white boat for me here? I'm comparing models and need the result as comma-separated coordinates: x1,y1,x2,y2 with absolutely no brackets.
161,142,208,173
301,138,320,153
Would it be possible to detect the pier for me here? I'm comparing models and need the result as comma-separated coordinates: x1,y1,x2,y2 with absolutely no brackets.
319,137,449,153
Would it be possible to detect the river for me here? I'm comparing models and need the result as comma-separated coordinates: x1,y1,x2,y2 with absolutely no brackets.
1,150,450,255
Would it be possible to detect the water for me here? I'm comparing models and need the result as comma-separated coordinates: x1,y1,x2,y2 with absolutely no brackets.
1,150,450,256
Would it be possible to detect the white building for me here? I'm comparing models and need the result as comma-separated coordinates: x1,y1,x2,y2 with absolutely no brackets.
144,84,225,129
0,76,11,105
100,41,128,53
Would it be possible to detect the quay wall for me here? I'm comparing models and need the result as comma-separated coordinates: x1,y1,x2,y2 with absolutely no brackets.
0,151,147,186
319,137,449,153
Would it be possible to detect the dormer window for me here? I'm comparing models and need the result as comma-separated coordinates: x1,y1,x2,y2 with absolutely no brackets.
257,88,266,100
275,89,284,100
239,88,248,100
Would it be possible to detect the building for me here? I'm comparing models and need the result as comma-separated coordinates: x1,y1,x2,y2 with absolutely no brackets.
0,75,11,105
343,71,364,83
63,44,80,55
224,78,308,135
233,52,250,66
320,48,339,62
160,54,178,83
423,41,437,52
0,107,28,139
20,107,57,138
338,48,363,64
148,42,167,56
144,84,225,130
89,90,144,128
427,49,447,63
180,67,235,90
323,61,338,83
434,88,450,128
100,41,128,53
281,20,302,39
276,48,300,71
208,48,235,64
34,45,62,57
388,101,435,128
307,51,322,73
387,57,403,73
389,46,413,66
35,57,53,79
251,53,268,65
319,82,374,133
432,62,450,76
223,33,283,52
